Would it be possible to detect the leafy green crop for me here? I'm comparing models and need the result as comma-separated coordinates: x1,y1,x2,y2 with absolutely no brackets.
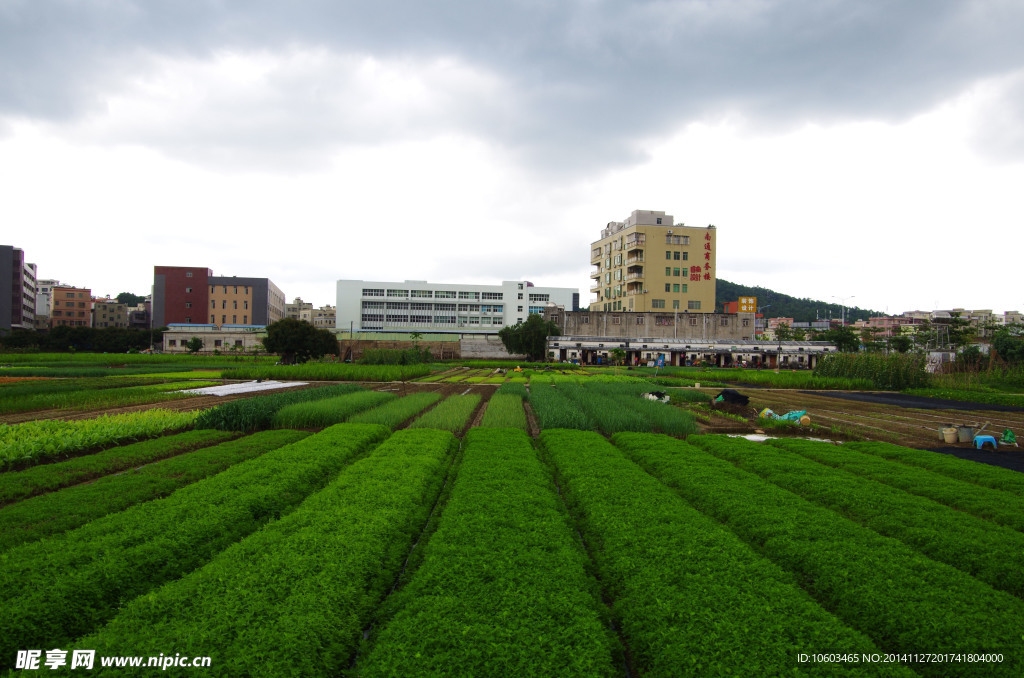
0,430,308,550
76,428,454,677
194,383,364,432
360,428,616,677
0,429,236,505
409,394,481,434
270,391,395,428
0,409,201,469
541,429,902,676
478,393,528,430
347,392,441,429
0,423,389,666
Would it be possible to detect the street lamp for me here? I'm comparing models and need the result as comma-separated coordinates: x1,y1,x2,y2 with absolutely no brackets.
833,295,855,327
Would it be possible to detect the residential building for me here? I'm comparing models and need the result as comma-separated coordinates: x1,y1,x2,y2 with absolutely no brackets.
336,279,576,333
34,278,59,329
91,298,129,328
1,246,36,332
312,304,336,330
128,300,152,330
590,210,716,314
50,286,92,328
286,297,314,323
153,266,285,328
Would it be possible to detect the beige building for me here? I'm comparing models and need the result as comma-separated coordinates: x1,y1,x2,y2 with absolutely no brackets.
208,277,285,327
590,210,716,314
50,286,92,328
91,299,129,328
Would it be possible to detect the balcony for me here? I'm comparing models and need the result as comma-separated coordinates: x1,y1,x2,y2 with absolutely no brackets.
625,272,644,281
625,254,644,265
590,283,602,293
590,268,601,279
625,235,646,251
591,248,603,262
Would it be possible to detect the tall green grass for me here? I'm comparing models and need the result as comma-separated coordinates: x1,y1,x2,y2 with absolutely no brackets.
221,363,432,382
479,394,528,430
409,394,481,434
271,391,395,428
814,353,928,390
194,384,365,432
347,392,442,429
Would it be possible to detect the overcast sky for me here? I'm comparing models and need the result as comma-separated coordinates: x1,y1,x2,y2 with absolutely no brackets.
3,1,1023,315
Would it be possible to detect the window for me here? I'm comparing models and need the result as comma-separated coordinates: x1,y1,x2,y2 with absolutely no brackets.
742,319,750,327
186,272,193,278
185,317,191,323
211,301,216,309
214,340,222,347
517,293,523,300
412,290,433,298
582,316,590,324
721,318,729,326
672,284,679,293
363,288,384,297
233,301,237,309
387,289,408,297
673,300,680,310
688,300,702,310
673,268,681,277
682,251,689,261
656,217,662,224
482,292,503,300
673,251,680,260
665,251,672,260
665,283,671,292
235,340,243,347
665,267,671,276
243,315,247,324
222,315,227,324
222,300,226,309
232,315,237,323
244,301,248,310
185,287,192,293
185,302,192,308
612,315,620,325
435,291,457,299
636,315,644,324
682,284,688,293
690,317,698,325
528,293,550,302
168,339,176,347
651,299,666,309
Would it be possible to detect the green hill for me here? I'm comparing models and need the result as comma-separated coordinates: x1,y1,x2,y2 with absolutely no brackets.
716,279,881,323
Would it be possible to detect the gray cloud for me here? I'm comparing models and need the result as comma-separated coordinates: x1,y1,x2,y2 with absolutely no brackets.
3,0,1024,172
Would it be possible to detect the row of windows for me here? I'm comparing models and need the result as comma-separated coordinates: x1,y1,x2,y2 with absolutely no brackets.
363,289,519,301
528,293,550,303
650,300,702,310
360,314,506,326
208,286,250,294
664,250,689,261
211,300,249,309
209,315,249,324
362,302,505,313
664,284,689,293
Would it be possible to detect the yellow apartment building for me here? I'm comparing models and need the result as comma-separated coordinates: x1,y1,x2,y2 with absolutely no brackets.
208,277,285,326
590,210,716,313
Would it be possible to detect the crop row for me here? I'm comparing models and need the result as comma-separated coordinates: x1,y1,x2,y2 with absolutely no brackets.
347,392,442,429
0,430,308,551
0,429,236,505
845,440,1024,497
194,383,364,431
624,433,1024,676
270,391,395,428
220,363,432,382
409,393,481,434
76,428,456,677
0,409,201,470
478,392,527,430
0,423,389,666
528,382,695,435
767,437,1024,533
699,436,1024,598
359,428,616,676
539,429,899,676
0,379,219,414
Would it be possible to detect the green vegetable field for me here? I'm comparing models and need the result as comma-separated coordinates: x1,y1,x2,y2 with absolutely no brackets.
1,361,1021,676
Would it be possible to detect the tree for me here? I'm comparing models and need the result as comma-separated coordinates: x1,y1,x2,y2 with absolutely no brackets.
497,314,560,362
262,318,338,365
185,336,204,354
116,292,147,307
774,322,793,341
609,348,626,365
889,334,913,353
820,325,859,352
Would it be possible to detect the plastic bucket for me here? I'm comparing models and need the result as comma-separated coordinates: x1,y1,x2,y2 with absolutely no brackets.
943,428,958,444
957,426,975,443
